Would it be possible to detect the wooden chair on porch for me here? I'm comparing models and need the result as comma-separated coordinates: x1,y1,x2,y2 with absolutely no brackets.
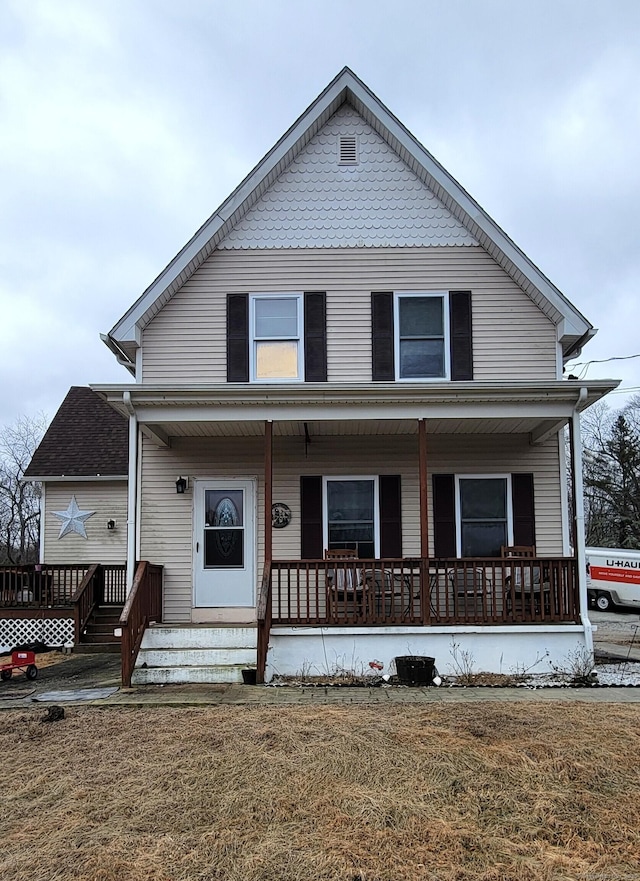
325,548,362,616
501,546,548,616
448,567,493,617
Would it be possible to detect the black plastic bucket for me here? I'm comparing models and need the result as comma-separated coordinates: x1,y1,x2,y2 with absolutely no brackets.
395,656,436,685
241,668,257,685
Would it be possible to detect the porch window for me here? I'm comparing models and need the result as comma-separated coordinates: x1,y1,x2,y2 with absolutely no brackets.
250,294,303,381
394,293,449,380
324,477,378,558
456,476,512,557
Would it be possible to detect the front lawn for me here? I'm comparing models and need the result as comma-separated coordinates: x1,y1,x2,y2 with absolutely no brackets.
2,703,639,880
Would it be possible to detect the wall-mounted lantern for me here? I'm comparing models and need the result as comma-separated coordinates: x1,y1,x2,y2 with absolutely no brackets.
106,519,117,530
176,476,189,494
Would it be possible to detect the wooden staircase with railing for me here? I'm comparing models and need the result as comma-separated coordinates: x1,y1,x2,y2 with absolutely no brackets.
75,603,124,654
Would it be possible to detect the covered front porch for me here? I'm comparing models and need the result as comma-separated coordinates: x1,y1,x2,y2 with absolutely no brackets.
91,380,614,682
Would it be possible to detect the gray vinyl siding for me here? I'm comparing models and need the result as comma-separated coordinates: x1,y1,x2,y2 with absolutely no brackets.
43,482,128,565
141,247,557,384
140,432,562,622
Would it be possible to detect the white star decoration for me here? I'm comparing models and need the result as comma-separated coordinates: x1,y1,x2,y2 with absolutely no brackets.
52,496,96,539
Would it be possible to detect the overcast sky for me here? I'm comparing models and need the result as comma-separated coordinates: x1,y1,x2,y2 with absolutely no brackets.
1,0,639,430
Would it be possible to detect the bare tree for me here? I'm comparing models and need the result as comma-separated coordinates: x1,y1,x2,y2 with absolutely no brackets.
581,399,640,549
0,414,48,564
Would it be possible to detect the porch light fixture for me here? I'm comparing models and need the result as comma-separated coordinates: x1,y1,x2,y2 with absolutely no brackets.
106,519,116,530
176,476,189,494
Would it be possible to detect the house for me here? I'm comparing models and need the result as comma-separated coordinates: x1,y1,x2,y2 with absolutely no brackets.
29,68,620,682
1,387,128,652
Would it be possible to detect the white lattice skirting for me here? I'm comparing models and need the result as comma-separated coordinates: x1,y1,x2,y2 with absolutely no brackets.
1,618,74,652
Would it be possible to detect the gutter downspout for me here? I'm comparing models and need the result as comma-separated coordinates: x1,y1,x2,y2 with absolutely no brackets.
571,387,592,653
123,392,138,593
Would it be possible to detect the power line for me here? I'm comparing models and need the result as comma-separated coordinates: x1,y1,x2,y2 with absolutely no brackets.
566,353,640,368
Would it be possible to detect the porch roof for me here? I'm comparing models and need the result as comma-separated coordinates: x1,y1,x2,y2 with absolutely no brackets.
92,379,618,445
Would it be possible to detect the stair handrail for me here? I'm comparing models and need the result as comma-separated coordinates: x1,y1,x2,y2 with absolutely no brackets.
72,564,102,645
119,561,163,687
256,562,272,684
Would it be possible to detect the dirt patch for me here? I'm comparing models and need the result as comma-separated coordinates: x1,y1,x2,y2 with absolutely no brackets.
2,703,640,881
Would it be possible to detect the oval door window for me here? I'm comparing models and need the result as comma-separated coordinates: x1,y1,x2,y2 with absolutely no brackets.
204,490,244,568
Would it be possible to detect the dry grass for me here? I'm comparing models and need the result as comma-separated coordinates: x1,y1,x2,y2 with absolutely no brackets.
2,703,640,881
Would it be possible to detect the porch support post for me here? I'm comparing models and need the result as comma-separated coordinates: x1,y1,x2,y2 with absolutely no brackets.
123,392,138,593
419,418,430,623
264,420,273,564
570,390,593,652
419,419,429,558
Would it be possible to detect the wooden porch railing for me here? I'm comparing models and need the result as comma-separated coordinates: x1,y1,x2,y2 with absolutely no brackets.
0,564,92,607
0,563,128,609
268,557,579,627
256,562,272,684
120,561,163,687
72,564,103,644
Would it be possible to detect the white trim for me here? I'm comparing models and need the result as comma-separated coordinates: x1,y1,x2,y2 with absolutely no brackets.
135,424,142,566
558,429,571,554
136,346,143,382
249,293,304,383
571,397,593,649
322,475,380,557
29,475,128,483
39,483,46,564
393,291,450,381
125,406,138,593
454,473,513,557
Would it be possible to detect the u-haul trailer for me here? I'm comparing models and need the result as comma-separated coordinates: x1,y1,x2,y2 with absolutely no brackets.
586,547,640,612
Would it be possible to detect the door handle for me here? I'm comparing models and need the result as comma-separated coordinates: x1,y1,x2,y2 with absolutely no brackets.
196,542,199,553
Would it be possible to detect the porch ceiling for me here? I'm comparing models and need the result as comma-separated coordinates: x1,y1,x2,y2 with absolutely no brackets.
92,379,619,445
149,416,560,438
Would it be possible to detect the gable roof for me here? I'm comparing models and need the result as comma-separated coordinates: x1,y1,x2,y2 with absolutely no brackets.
24,387,128,480
104,66,594,371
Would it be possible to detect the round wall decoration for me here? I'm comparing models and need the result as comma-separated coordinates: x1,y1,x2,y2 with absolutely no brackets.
272,503,292,529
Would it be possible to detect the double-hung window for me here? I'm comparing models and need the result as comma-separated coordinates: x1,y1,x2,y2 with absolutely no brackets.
394,292,449,380
456,475,513,557
250,294,304,381
323,477,379,558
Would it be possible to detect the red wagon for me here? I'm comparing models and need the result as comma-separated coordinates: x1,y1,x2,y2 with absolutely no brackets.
1,650,38,681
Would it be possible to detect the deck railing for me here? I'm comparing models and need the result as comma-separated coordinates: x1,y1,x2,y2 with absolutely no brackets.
256,562,272,684
120,561,163,687
0,563,128,609
269,557,579,627
72,564,103,644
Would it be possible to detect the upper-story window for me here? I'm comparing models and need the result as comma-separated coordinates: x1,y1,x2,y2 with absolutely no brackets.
250,294,304,382
372,290,472,383
394,293,450,380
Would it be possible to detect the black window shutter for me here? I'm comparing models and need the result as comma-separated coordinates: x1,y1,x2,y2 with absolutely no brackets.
227,294,249,382
304,292,327,382
512,473,536,548
371,292,395,381
301,476,323,559
379,475,402,558
449,291,473,381
433,474,456,558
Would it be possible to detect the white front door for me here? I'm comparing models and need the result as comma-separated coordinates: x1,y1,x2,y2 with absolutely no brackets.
194,480,255,607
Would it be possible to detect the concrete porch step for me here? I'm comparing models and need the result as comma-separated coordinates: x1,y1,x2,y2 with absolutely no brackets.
132,664,250,685
140,625,257,650
132,625,258,684
138,647,256,668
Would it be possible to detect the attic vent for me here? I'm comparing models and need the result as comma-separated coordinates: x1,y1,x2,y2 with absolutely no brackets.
339,135,358,164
